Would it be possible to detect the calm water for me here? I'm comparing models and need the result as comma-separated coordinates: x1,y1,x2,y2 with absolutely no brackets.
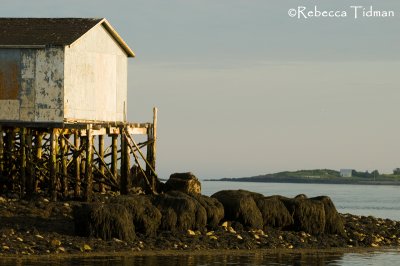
2,182,399,265
202,181,400,221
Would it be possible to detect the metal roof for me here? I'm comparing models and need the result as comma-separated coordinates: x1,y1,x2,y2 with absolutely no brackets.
0,18,135,57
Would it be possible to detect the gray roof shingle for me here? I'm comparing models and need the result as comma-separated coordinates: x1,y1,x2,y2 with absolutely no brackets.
0,18,103,46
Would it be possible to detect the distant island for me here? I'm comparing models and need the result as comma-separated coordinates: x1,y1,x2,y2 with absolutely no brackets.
207,169,400,185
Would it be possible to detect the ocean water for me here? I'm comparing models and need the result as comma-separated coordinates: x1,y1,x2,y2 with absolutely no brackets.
202,181,400,221
2,181,399,265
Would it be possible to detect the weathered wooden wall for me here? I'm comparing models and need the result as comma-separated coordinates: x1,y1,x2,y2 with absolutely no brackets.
64,24,128,122
0,24,129,124
0,47,64,123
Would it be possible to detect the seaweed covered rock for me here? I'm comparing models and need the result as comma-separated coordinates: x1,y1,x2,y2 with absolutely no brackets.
211,190,263,229
73,203,135,241
190,193,224,229
280,197,326,235
110,195,161,236
164,172,201,194
256,196,294,229
153,191,207,231
311,196,346,236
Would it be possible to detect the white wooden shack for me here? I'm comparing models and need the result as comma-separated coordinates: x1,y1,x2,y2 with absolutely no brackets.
0,18,158,201
0,18,134,124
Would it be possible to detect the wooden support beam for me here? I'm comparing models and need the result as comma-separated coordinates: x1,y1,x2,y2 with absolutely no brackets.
111,134,118,180
123,130,154,194
120,128,130,194
84,126,93,201
125,131,158,179
60,135,68,198
34,133,43,193
0,126,3,174
98,135,105,193
26,130,34,197
146,107,158,192
50,129,58,201
5,131,15,190
74,132,81,198
20,128,26,197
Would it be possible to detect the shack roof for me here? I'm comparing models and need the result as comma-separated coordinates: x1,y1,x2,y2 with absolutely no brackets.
0,18,134,57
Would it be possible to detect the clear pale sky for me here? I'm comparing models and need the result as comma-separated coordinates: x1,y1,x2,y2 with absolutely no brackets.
2,0,400,179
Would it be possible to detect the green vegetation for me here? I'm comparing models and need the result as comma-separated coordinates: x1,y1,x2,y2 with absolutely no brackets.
217,168,400,185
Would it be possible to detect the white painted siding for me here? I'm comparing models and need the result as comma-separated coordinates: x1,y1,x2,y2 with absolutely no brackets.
64,24,128,122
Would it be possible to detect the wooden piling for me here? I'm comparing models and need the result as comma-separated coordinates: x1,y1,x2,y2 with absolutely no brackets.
120,128,130,194
5,131,15,190
26,129,34,197
50,129,58,201
34,133,43,193
146,107,158,191
61,135,68,198
0,114,158,199
0,126,3,174
98,135,105,193
111,134,118,180
20,128,26,197
84,126,93,201
74,132,81,198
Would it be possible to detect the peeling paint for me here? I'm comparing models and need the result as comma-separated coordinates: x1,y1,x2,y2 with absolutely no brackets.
0,23,128,124
34,48,63,122
0,100,20,120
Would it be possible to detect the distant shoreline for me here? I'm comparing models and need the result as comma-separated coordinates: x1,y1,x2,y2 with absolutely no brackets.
205,178,400,186
205,168,400,186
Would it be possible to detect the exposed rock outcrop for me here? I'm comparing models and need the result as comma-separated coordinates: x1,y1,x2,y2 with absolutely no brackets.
211,190,263,229
164,173,201,194
73,202,135,241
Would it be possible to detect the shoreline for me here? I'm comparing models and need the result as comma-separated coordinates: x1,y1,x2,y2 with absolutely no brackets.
0,193,399,257
0,246,398,260
206,179,400,186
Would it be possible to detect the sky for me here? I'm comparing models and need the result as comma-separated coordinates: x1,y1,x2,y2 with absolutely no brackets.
2,0,400,179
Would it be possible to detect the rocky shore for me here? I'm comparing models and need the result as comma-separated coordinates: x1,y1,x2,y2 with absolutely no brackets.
0,174,399,256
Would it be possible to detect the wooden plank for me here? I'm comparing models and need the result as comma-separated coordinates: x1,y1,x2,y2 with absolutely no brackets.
127,127,148,135
80,128,107,136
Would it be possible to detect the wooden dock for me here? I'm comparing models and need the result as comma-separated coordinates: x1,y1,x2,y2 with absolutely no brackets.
0,108,158,201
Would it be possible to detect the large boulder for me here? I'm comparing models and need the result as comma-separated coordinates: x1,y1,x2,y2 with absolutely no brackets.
153,191,207,231
211,190,263,229
190,193,224,229
279,196,326,235
110,195,161,236
164,172,201,194
256,196,294,229
73,203,135,241
311,196,346,236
